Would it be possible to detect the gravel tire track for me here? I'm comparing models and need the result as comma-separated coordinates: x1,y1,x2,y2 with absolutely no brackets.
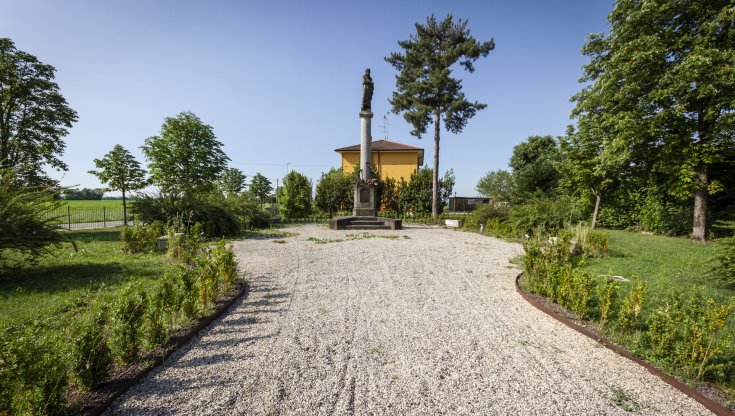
105,225,712,415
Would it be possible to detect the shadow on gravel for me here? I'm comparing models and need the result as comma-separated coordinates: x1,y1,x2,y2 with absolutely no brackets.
176,353,237,368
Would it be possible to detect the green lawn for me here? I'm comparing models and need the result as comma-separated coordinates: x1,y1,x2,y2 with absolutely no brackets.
62,200,124,209
581,230,733,306
581,229,735,390
0,228,174,327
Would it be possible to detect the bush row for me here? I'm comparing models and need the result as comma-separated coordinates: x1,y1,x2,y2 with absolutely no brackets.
522,230,735,383
131,193,270,237
0,229,240,415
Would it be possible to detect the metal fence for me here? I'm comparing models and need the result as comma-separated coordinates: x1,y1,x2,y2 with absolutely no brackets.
45,206,128,230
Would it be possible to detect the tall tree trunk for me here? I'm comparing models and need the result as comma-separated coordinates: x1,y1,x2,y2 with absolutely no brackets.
591,190,601,230
432,111,441,219
122,188,128,226
692,163,708,242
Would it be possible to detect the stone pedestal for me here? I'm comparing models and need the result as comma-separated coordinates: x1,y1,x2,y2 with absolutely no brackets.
353,181,376,217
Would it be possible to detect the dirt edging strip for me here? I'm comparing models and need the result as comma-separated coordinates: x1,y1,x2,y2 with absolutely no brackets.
514,273,733,416
81,279,249,416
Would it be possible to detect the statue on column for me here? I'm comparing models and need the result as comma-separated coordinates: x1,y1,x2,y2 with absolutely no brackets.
361,68,373,112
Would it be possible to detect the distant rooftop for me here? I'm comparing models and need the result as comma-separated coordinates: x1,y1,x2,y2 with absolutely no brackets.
334,139,423,153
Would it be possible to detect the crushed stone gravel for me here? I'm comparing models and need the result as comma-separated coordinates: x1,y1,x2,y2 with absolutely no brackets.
105,224,712,415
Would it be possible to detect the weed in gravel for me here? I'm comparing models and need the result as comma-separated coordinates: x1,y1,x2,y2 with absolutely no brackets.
273,240,286,244
307,237,343,244
402,235,411,239
610,387,642,413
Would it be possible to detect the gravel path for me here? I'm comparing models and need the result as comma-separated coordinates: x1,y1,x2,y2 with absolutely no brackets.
106,225,711,415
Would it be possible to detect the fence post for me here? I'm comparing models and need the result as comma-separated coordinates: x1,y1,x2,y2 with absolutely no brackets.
103,206,106,228
67,206,71,230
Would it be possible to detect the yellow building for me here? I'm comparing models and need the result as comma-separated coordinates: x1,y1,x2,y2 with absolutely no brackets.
335,140,424,182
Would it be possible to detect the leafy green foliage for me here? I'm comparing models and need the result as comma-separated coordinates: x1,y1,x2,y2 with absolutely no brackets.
278,170,313,219
218,167,247,197
386,14,493,217
523,227,735,387
249,173,273,208
62,188,105,200
121,221,164,254
714,236,735,288
475,169,513,201
132,192,241,237
509,135,560,200
220,194,271,229
72,304,114,388
508,194,580,234
572,1,735,240
89,144,149,225
0,38,78,186
315,168,354,216
142,112,229,196
619,280,647,332
110,283,147,363
0,322,68,415
0,169,66,266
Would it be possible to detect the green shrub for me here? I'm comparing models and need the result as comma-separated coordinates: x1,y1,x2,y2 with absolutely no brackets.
167,222,202,265
0,169,66,267
197,255,220,311
571,224,609,257
0,322,68,416
179,267,200,319
465,204,508,228
598,278,619,326
72,305,114,388
713,236,735,288
570,270,597,319
132,193,241,237
638,194,692,236
509,194,580,234
121,221,164,253
144,288,167,348
646,300,683,363
619,280,646,332
110,284,147,363
211,240,238,290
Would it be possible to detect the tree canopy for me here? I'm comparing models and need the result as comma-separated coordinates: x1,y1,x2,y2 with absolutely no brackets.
249,173,273,208
0,38,78,186
315,168,353,217
89,144,148,225
386,14,493,218
476,169,513,202
218,167,247,197
509,135,560,200
572,0,735,240
278,170,313,219
142,112,229,197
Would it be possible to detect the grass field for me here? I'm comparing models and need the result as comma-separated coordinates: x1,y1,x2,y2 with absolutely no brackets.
580,229,735,396
581,230,733,307
0,228,174,327
62,199,124,209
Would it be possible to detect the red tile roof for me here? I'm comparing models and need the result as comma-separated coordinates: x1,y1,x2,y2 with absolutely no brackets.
335,139,423,152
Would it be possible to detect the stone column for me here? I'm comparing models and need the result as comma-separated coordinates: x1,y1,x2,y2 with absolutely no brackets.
359,110,373,180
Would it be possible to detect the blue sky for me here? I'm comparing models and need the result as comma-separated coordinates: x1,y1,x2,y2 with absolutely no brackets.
2,0,612,196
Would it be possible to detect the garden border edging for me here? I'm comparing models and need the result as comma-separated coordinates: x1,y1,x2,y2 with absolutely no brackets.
515,273,733,416
84,279,250,416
